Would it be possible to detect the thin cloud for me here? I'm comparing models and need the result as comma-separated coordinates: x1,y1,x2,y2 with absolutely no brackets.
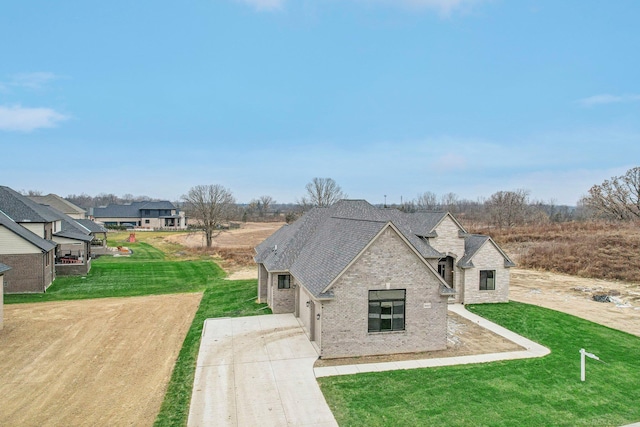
0,105,69,132
578,93,640,107
235,0,284,11
235,0,483,14
10,72,58,89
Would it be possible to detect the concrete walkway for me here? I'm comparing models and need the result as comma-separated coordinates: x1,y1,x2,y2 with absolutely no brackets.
314,304,550,377
187,314,337,427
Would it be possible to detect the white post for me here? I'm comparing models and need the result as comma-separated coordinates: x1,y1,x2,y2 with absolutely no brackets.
580,348,586,382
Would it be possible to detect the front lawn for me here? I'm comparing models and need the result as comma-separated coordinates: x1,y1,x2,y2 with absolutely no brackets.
4,242,224,304
319,302,640,427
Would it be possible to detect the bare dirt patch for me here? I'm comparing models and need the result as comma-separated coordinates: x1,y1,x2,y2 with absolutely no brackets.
0,293,202,427
314,312,523,367
165,222,284,274
165,222,285,250
510,268,640,337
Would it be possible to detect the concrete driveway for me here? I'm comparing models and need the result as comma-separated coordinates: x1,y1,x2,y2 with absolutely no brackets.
188,314,338,427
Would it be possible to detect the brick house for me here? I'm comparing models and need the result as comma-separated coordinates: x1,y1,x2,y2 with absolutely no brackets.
0,211,56,293
254,200,514,359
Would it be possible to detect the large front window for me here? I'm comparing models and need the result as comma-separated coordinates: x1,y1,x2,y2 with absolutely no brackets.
368,289,405,332
480,270,496,290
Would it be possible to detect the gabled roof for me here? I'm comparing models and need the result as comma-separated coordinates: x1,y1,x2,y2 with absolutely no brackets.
92,201,176,218
28,194,86,216
76,219,108,233
29,204,94,243
458,234,516,268
255,200,448,298
0,211,56,252
0,262,11,274
0,186,62,223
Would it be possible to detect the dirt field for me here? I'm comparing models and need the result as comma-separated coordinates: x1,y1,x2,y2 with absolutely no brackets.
0,293,201,427
165,222,285,250
510,268,640,337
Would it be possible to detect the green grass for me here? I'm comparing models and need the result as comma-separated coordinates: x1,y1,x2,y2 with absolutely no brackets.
154,278,270,426
319,302,640,427
4,242,224,304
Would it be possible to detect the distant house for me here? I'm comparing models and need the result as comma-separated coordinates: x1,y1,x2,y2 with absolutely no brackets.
29,194,86,219
90,201,187,229
0,263,11,329
254,200,515,359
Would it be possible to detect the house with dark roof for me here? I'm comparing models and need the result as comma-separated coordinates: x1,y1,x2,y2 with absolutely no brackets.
0,262,11,329
254,200,514,359
76,219,109,254
90,201,186,229
0,211,56,293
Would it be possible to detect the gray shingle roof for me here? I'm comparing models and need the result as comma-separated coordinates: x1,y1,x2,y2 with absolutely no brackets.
0,211,56,252
76,219,108,233
0,262,11,274
457,234,516,268
32,204,94,242
255,200,448,298
0,186,62,223
92,201,176,218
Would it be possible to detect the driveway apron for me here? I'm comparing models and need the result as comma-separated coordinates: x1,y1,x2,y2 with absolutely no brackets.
188,314,338,427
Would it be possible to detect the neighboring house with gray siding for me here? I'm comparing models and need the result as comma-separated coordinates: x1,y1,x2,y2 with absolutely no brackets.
90,201,187,229
254,200,514,359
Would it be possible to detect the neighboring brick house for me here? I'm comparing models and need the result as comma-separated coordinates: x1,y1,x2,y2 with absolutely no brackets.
0,211,56,293
254,200,514,359
0,263,11,329
90,201,187,229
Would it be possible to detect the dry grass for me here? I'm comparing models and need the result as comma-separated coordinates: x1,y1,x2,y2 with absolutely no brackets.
468,221,640,283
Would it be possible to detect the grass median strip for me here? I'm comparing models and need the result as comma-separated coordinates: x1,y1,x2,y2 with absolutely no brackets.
318,302,640,427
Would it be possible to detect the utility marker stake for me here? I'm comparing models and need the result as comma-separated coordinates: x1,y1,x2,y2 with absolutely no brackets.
580,348,605,382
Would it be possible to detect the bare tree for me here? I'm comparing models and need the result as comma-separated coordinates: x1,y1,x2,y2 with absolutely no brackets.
299,178,346,207
182,184,236,247
416,191,438,210
486,189,530,229
581,167,640,220
440,192,459,213
259,195,275,215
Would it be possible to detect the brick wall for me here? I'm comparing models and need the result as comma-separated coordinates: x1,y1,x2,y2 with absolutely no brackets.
462,242,510,304
0,274,4,329
0,253,51,293
319,227,448,359
268,273,295,314
257,263,268,303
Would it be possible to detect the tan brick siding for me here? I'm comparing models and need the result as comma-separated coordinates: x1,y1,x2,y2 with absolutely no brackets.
319,227,448,359
0,252,54,293
268,273,295,314
429,216,465,258
462,242,510,304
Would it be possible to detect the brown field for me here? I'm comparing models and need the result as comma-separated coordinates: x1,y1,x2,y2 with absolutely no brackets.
470,221,640,283
0,293,201,427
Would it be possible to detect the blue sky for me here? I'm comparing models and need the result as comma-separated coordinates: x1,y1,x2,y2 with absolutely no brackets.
1,0,638,205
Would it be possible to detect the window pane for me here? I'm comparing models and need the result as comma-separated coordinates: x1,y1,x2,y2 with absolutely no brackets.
392,316,404,330
368,317,380,332
369,290,405,301
369,302,381,315
380,318,392,331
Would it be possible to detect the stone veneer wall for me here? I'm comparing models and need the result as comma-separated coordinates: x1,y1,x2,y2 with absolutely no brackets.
319,227,448,359
268,273,296,314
